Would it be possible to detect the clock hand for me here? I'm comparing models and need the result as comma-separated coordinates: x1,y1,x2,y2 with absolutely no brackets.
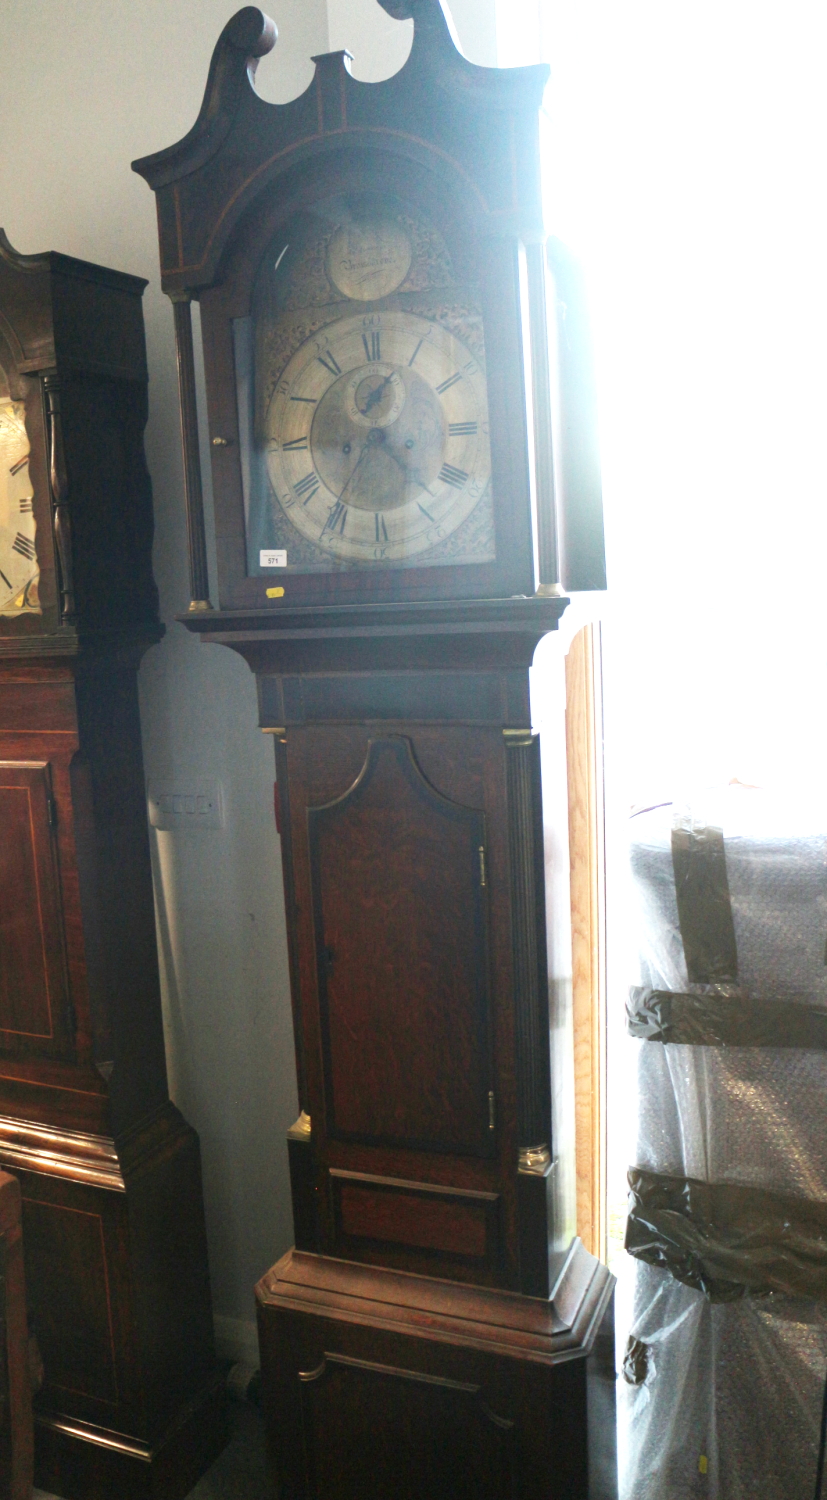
359,372,394,416
337,440,370,502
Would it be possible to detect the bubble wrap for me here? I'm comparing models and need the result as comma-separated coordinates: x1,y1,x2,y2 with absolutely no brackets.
631,791,827,1007
623,789,827,1497
621,1261,827,1500
630,792,827,1198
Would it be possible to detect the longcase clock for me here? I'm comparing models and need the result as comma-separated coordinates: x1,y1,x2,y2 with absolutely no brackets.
0,234,224,1499
134,4,615,1497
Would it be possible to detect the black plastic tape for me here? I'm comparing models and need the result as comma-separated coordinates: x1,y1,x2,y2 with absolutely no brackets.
621,1337,651,1386
628,987,827,1048
671,823,739,984
626,1167,827,1302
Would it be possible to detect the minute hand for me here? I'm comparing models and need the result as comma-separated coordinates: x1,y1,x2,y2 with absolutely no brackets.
337,441,369,502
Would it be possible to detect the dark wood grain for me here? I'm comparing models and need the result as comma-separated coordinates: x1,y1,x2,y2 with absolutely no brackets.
185,595,568,678
23,1195,119,1406
0,239,224,1497
331,1169,501,1280
310,737,492,1155
264,715,526,1285
0,1172,33,1500
257,1244,617,1500
0,763,70,1052
300,1354,516,1500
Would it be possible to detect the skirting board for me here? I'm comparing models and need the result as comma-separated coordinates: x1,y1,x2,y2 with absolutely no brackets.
214,1315,260,1367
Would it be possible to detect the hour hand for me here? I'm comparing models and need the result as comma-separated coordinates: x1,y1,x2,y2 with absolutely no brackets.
337,440,369,501
359,372,393,416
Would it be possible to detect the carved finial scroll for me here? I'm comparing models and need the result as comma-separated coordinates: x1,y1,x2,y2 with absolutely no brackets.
194,8,277,130
376,0,459,51
376,0,438,18
133,9,278,198
217,6,277,75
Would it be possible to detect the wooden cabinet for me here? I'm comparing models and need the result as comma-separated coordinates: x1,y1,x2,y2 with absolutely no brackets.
275,712,549,1291
257,1247,617,1500
0,237,224,1499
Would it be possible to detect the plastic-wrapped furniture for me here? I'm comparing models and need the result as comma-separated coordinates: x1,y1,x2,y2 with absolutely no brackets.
622,789,827,1500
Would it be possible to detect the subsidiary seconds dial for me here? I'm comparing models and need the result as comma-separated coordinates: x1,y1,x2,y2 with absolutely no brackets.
264,312,491,564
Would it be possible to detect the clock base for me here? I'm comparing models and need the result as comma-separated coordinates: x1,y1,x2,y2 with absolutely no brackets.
33,1374,227,1500
256,1244,617,1500
0,1101,228,1500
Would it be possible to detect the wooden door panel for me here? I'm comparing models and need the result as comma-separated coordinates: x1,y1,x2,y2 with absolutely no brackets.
299,1354,517,1500
22,1198,118,1406
309,737,493,1157
330,1169,502,1283
0,763,69,1053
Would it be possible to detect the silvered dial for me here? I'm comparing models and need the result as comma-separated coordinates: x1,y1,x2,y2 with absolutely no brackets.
0,398,38,614
265,311,491,564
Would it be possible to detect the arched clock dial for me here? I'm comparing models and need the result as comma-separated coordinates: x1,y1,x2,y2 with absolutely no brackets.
264,312,491,564
0,397,38,615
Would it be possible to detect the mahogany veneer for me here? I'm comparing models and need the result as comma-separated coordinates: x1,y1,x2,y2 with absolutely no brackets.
0,238,225,1498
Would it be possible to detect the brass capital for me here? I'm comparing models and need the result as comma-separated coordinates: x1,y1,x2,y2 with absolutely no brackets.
287,1110,312,1142
518,1143,552,1176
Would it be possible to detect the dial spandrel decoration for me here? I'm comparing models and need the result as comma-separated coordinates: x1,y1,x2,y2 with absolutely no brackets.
0,397,39,616
240,197,496,575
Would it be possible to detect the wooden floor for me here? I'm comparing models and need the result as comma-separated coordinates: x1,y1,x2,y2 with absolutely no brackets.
34,1402,269,1500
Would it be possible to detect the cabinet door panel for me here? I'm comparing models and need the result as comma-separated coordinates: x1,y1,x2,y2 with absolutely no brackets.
0,762,70,1054
309,737,493,1157
299,1354,517,1500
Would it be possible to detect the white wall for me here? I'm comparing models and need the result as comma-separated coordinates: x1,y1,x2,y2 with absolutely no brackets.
0,0,496,1364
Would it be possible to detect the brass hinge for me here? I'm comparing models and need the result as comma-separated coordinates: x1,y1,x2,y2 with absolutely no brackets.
46,795,58,829
479,845,486,887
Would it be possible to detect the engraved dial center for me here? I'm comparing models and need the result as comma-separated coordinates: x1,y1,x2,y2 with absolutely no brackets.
264,310,491,562
312,362,444,513
347,366,406,428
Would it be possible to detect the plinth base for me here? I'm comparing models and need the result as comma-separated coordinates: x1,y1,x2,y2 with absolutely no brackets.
33,1374,227,1500
256,1240,617,1500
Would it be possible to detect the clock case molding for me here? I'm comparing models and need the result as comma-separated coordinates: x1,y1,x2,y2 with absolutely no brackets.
135,6,614,1497
0,237,224,1499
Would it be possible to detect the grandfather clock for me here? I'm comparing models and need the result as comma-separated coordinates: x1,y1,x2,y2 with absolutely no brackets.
0,236,224,1498
134,4,615,1496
